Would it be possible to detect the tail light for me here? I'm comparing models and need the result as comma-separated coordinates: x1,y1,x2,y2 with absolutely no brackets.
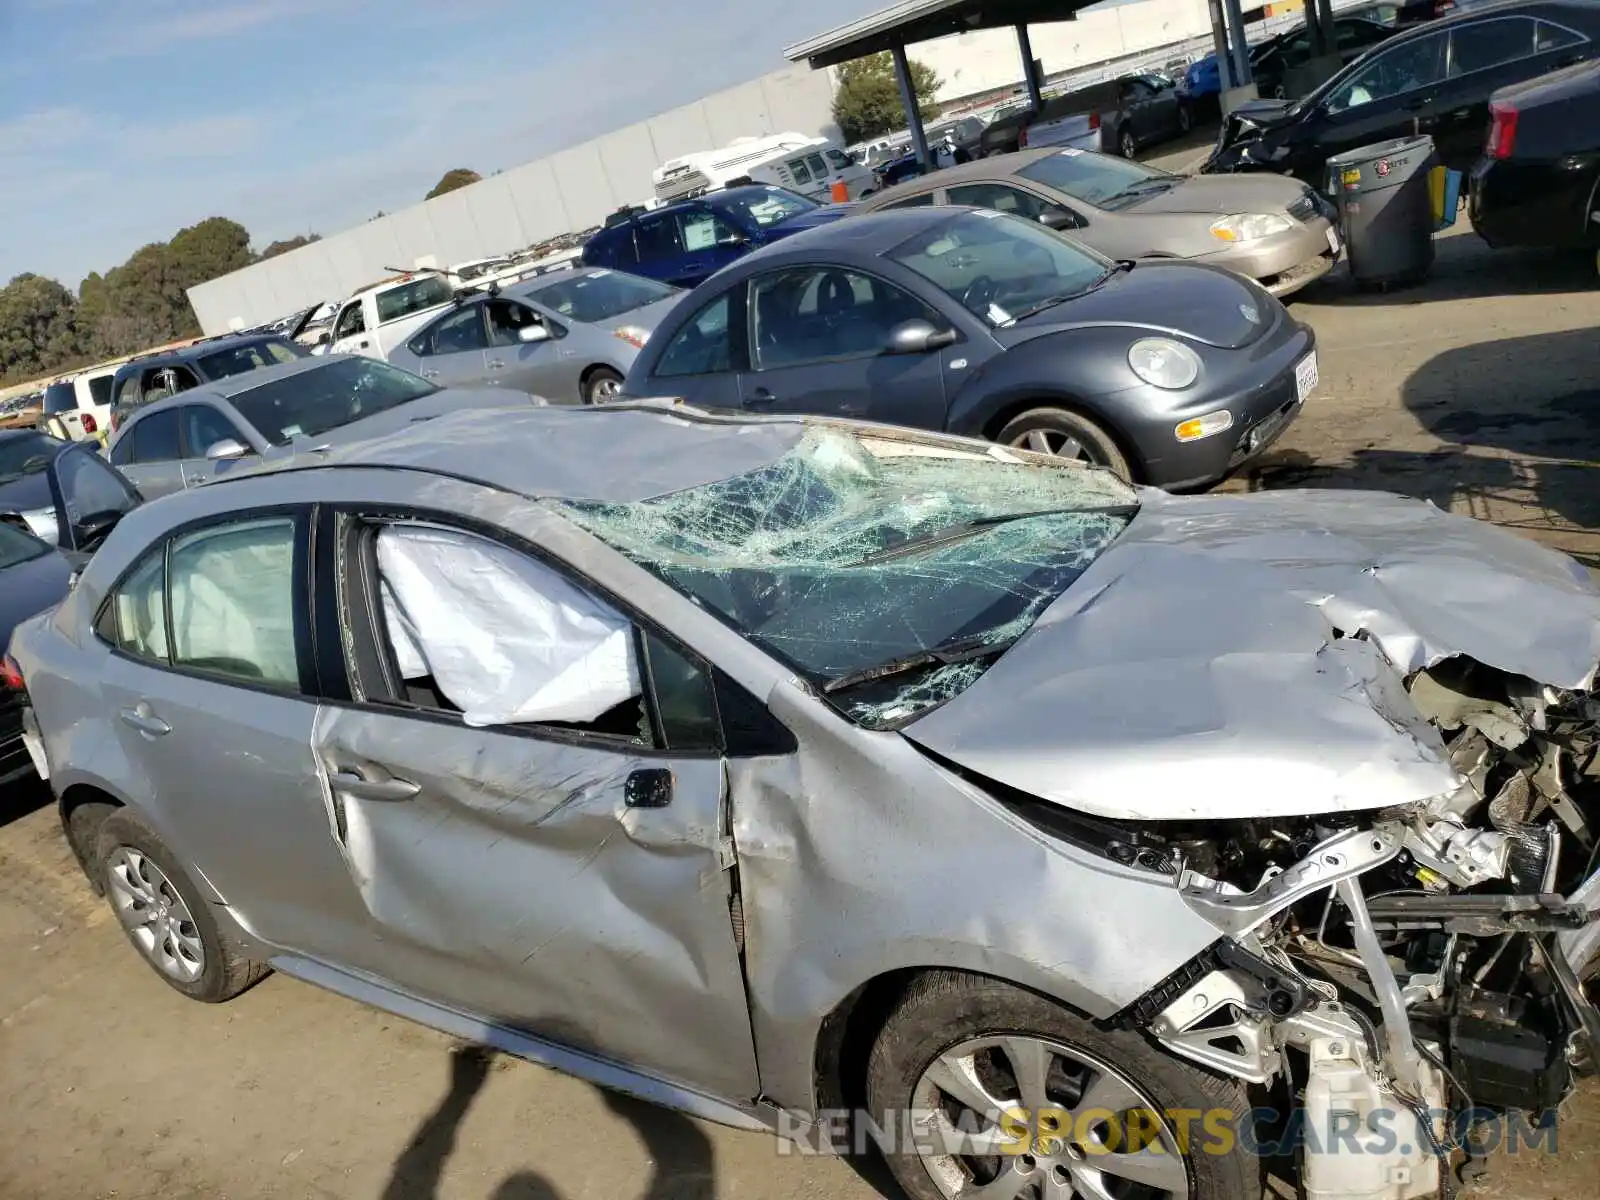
1019,127,1030,148
1434,0,1455,12
81,414,97,434
1,655,24,692
1088,111,1102,131
1486,102,1518,159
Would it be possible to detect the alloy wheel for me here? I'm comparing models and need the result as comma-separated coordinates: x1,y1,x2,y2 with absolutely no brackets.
106,846,205,982
1010,428,1098,463
911,1034,1190,1199
1120,129,1137,159
588,374,623,403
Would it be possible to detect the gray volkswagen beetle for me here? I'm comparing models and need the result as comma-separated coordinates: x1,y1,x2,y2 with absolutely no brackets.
12,404,1600,1200
386,267,684,404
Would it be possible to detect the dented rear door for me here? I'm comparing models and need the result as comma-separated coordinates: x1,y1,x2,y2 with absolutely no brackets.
306,706,761,1100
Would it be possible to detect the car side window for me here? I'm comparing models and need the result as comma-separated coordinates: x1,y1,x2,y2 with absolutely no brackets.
679,208,741,252
1326,31,1446,110
1535,19,1584,50
749,266,942,370
421,305,488,355
363,522,720,752
1449,17,1537,74
485,300,546,346
881,192,936,209
113,374,142,410
947,182,1073,226
653,291,736,378
178,404,247,457
334,303,366,339
634,213,683,263
105,550,170,663
129,408,183,463
168,518,301,686
788,156,813,185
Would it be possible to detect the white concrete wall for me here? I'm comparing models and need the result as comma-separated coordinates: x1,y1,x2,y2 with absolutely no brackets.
187,65,839,334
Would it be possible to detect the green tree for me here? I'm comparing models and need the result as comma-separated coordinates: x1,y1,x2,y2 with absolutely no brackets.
261,233,321,259
831,51,942,144
0,274,81,382
426,168,482,200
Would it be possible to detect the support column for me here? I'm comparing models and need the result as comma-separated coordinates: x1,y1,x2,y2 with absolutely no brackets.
1016,23,1043,113
892,43,931,171
1223,0,1252,86
1207,0,1233,90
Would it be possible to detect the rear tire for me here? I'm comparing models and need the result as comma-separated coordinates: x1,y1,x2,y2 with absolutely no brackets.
582,367,625,405
95,809,268,1003
866,972,1256,1200
1119,126,1138,159
995,407,1133,479
1178,104,1193,134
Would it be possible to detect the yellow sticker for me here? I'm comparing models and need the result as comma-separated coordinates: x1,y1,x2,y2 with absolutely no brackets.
1342,168,1361,185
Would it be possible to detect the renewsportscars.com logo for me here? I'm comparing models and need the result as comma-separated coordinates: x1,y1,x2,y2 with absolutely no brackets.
775,1104,1560,1159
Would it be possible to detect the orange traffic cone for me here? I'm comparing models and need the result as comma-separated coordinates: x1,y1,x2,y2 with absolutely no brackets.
830,179,850,203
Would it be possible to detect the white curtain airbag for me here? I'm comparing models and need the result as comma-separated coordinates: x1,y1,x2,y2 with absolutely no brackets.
376,525,640,727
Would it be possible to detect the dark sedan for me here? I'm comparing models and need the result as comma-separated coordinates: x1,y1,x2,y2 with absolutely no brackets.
1469,57,1600,263
620,208,1318,490
0,439,143,786
1203,0,1600,185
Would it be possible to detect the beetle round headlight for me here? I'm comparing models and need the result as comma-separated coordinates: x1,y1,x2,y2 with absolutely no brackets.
1128,338,1201,390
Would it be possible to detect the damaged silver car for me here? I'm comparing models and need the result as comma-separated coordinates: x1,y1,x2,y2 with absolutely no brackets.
11,402,1600,1200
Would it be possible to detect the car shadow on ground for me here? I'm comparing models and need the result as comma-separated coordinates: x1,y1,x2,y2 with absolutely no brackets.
380,1044,720,1200
0,775,52,832
1235,324,1600,569
1299,235,1594,307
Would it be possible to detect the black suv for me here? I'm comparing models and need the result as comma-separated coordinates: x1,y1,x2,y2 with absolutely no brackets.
108,333,307,434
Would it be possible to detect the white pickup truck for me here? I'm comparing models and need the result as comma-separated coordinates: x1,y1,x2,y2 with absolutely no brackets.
324,272,460,360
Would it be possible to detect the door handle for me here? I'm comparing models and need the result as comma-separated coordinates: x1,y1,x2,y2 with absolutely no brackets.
422,369,440,379
487,359,505,369
119,705,170,737
624,767,674,809
1403,94,1433,111
358,339,370,349
330,770,420,802
743,388,777,408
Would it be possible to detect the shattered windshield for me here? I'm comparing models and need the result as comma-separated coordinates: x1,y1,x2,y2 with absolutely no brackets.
560,428,1136,728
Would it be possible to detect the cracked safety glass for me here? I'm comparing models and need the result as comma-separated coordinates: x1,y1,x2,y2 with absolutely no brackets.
560,428,1137,729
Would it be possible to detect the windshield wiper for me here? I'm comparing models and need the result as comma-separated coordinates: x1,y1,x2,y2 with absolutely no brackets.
849,502,1140,567
823,631,1019,695
1006,262,1135,324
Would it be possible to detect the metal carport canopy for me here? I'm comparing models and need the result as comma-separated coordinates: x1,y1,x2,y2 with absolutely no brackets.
784,0,1099,171
783,0,1097,69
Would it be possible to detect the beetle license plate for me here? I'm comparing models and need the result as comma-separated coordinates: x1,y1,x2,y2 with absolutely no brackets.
1326,227,1341,257
1295,351,1319,404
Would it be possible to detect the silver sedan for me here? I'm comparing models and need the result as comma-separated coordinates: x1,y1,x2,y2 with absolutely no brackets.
386,267,684,404
13,405,1600,1200
858,147,1343,298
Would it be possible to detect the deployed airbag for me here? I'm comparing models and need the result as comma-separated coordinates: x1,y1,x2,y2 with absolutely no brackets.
376,524,639,727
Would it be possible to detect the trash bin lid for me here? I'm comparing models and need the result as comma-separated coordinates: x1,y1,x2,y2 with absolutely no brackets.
1327,134,1436,193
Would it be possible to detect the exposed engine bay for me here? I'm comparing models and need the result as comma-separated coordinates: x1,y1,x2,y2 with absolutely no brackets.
1105,656,1600,1198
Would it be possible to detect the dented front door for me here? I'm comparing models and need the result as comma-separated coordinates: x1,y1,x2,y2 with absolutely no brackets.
307,706,761,1100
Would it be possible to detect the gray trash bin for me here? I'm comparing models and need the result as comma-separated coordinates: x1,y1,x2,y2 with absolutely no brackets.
1326,135,1438,289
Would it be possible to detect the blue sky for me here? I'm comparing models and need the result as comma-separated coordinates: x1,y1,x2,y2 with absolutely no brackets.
0,0,883,288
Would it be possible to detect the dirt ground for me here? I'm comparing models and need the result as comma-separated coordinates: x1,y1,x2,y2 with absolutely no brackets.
5,141,1600,1200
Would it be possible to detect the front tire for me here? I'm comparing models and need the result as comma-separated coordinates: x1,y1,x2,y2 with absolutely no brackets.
995,407,1133,479
582,367,625,405
95,809,268,1002
866,972,1256,1200
1178,104,1193,134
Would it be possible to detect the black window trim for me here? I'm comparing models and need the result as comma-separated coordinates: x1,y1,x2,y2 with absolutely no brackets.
174,401,249,460
118,404,185,466
745,260,960,374
319,502,792,760
1332,28,1449,101
410,300,490,358
92,503,320,701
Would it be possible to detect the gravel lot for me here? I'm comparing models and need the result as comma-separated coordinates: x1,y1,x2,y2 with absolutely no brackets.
3,139,1599,1200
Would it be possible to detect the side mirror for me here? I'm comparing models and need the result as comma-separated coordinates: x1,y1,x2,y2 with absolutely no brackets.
886,320,958,355
205,438,248,461
518,324,552,344
1040,208,1076,230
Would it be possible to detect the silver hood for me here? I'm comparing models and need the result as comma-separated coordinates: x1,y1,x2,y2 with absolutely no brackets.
903,488,1600,822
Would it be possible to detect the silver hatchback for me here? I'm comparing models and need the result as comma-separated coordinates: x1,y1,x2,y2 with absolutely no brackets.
14,405,1600,1200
